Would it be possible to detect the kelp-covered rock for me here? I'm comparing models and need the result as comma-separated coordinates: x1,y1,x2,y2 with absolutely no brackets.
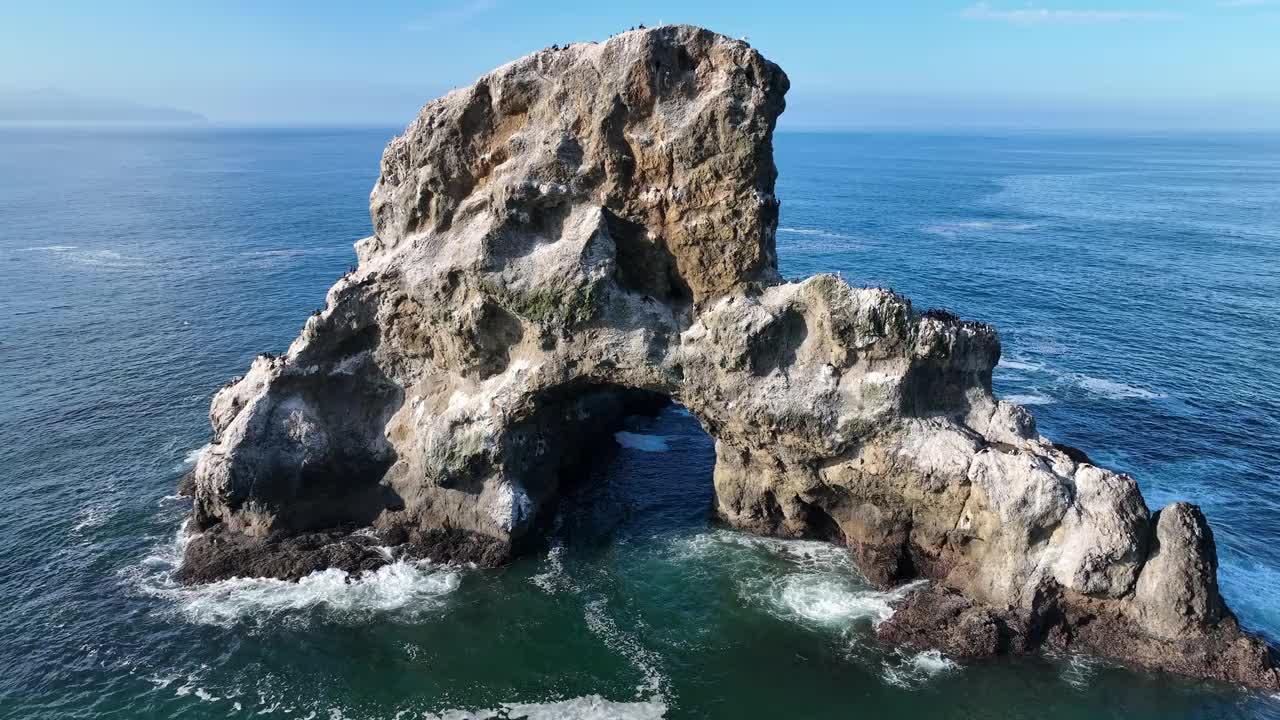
181,25,1278,689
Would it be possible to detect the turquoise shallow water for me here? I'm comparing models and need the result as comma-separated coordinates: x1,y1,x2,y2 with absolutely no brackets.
1,128,1278,718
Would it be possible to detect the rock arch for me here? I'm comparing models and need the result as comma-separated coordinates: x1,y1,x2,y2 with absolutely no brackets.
180,25,1278,688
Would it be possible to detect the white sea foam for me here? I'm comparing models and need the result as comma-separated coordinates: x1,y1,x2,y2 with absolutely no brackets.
1068,374,1164,400
774,574,906,626
174,444,207,471
614,432,670,452
671,531,878,604
161,561,460,627
18,245,144,268
1002,393,1055,406
998,359,1045,372
672,530,857,573
583,597,669,700
1058,653,1101,690
776,226,866,253
778,226,855,240
530,542,568,594
421,695,667,720
72,503,114,533
528,536,669,712
880,649,959,688
924,220,1038,237
754,574,927,629
193,687,220,702
1005,329,1071,357
909,649,957,674
145,672,182,689
676,530,925,630
126,523,462,627
996,353,1163,404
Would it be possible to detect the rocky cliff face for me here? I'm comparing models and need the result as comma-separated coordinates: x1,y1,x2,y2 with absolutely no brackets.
180,25,1278,689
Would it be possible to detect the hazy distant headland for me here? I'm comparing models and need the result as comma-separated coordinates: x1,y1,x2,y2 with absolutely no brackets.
0,89,207,126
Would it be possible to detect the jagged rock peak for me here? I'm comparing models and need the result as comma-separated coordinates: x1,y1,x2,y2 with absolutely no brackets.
366,24,788,305
180,25,1278,690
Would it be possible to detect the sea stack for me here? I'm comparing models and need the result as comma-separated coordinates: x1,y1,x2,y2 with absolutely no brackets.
179,25,1278,689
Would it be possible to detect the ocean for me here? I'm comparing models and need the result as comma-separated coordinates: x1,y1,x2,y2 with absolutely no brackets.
1,127,1278,719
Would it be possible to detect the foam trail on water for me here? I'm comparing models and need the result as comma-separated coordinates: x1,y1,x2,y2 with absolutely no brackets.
583,598,669,701
778,226,856,240
998,359,1045,372
17,245,144,268
421,695,667,720
1002,393,1055,406
672,529,858,572
71,503,114,533
1068,374,1164,400
923,220,1038,237
530,542,567,594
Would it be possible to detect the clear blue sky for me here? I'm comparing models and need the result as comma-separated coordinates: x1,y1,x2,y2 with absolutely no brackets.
2,0,1278,128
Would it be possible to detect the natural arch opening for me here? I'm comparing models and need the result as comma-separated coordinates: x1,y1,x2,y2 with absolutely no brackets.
500,383,717,550
552,399,717,549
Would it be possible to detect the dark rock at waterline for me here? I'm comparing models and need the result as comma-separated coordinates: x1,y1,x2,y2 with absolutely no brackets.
877,585,1029,659
175,527,389,584
879,506,1280,688
176,471,196,497
176,526,512,584
880,580,1280,689
1052,442,1092,465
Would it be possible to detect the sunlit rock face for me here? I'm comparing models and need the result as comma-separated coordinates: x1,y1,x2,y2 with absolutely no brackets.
180,25,1277,689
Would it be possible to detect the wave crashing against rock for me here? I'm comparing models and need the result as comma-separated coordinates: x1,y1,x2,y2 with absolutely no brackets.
181,25,1278,688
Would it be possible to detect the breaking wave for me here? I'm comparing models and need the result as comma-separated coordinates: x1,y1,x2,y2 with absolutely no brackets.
161,562,461,627
124,523,462,628
764,574,925,627
880,649,959,688
173,444,207,472
671,530,926,630
749,573,927,629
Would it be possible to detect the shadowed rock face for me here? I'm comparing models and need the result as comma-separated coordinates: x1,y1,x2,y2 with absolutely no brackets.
180,25,1278,689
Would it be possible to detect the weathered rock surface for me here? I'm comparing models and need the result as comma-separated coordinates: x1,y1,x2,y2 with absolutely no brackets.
180,25,1278,689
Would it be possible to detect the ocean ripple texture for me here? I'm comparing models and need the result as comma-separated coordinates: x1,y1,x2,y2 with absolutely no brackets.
1,128,1278,719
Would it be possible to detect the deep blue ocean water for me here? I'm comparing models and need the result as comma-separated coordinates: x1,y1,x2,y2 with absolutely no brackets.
1,128,1278,719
